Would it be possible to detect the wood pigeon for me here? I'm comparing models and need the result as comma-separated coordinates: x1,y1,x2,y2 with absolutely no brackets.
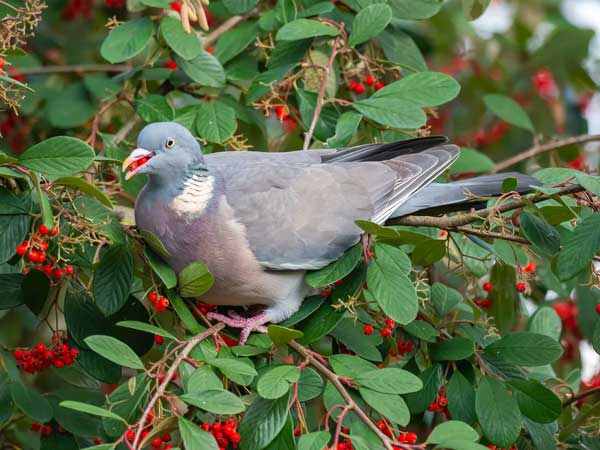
123,122,538,343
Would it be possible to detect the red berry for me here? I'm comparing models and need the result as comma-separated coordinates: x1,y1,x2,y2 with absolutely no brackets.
16,243,27,255
93,437,103,445
385,317,395,328
523,261,536,273
438,396,448,407
363,324,373,335
65,265,74,275
483,282,493,292
0,58,4,70
516,282,527,293
275,105,288,121
162,434,171,442
38,224,49,235
151,438,162,448
380,327,392,338
347,81,357,90
40,241,49,251
294,425,302,437
41,424,52,436
595,304,600,314
406,432,417,444
365,75,375,86
148,292,159,303
353,83,365,94
206,46,215,55
164,59,177,70
480,299,491,309
156,296,170,312
31,422,41,432
50,226,59,236
154,335,164,345
52,268,64,279
142,430,150,438
374,81,385,90
54,360,64,368
165,446,174,450
170,1,181,11
126,430,136,441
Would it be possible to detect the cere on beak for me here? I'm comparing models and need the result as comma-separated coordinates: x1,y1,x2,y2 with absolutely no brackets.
122,148,155,180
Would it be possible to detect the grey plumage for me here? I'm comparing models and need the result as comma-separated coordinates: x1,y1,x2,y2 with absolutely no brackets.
124,122,538,342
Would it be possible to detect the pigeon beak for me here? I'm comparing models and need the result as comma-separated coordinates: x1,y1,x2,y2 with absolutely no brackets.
122,148,155,180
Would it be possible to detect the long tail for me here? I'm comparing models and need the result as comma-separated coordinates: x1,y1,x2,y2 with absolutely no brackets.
390,173,541,217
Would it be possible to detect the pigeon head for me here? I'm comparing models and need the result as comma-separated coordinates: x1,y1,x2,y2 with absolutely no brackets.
122,122,205,181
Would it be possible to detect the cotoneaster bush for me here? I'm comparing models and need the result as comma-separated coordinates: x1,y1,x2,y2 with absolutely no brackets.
1,1,600,450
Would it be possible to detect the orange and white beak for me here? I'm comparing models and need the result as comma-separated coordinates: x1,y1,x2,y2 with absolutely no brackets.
122,148,155,180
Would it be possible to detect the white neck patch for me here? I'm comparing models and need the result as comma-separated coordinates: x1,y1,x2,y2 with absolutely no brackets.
169,174,215,219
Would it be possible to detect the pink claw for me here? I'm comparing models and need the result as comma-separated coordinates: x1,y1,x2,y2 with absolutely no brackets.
207,310,269,345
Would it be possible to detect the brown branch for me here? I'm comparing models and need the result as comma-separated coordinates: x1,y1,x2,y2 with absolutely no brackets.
112,116,143,147
387,184,585,229
131,323,225,450
491,134,600,173
202,8,258,48
303,36,340,150
453,226,529,244
11,64,131,75
564,386,600,406
288,340,395,450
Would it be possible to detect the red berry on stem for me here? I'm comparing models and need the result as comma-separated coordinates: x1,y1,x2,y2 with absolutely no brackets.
31,422,41,432
52,268,64,279
154,334,164,345
41,424,52,436
38,224,49,235
385,317,395,328
595,304,600,314
365,75,375,86
0,58,5,70
381,327,392,338
170,1,181,11
516,281,527,293
483,281,493,292
50,226,59,236
148,292,159,303
151,438,162,448
16,243,27,255
93,438,103,445
374,81,385,90
162,434,171,442
126,430,135,441
65,265,74,275
164,59,177,70
363,324,373,335
353,83,365,94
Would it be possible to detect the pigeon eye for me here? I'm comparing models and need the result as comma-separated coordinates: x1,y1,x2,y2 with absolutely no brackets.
165,138,176,149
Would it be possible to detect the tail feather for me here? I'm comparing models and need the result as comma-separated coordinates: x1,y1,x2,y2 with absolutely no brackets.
390,172,541,218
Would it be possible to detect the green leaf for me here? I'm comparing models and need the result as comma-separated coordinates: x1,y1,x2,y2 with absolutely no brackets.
178,261,215,297
476,377,521,448
160,15,202,60
0,273,25,309
353,97,426,129
10,382,53,422
359,388,410,425
354,368,423,394
141,230,170,258
239,394,290,450
116,320,176,340
280,295,324,327
326,111,362,148
508,379,562,423
224,0,257,14
136,95,174,123
298,431,331,450
576,173,600,197
527,306,562,341
215,21,260,64
181,389,246,414
297,302,344,344
431,283,463,316
348,4,392,47
520,212,560,256
195,102,237,144
209,357,258,380
447,371,477,424
145,248,177,289
84,335,145,370
378,29,427,72
101,18,154,63
431,337,475,361
373,243,411,274
276,19,339,41
267,324,304,346
167,292,203,334
175,52,226,87
485,332,563,366
428,420,479,444
463,0,491,19
405,364,442,413
502,177,518,193
305,244,362,288
487,263,517,334
19,137,95,178
330,354,378,379
45,83,95,129
390,0,444,20
22,269,50,316
93,244,133,316
59,401,125,422
179,416,219,450
187,366,223,393
257,365,300,399
373,72,461,107
483,94,534,133
297,367,323,402
556,214,600,280
411,239,446,266
53,177,112,208
450,148,495,174
366,257,418,325
331,318,383,361
0,214,29,265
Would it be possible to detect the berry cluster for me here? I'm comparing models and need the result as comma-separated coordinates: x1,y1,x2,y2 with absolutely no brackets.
487,445,516,450
14,338,78,373
553,300,578,331
474,298,492,309
31,422,53,436
148,292,170,313
428,387,449,415
380,317,395,337
347,75,385,95
336,439,354,450
125,430,173,449
376,419,418,446
200,418,241,449
395,431,418,445
63,0,94,19
16,225,74,282
104,0,126,7
532,69,557,99
395,339,414,356
164,59,178,70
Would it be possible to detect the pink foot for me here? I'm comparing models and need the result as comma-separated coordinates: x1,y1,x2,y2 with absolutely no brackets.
207,310,270,345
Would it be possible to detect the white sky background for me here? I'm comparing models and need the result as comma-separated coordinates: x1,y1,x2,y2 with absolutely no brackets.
472,0,600,382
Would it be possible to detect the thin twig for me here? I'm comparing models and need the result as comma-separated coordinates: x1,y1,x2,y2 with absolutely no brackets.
288,340,394,450
10,64,132,75
202,8,258,48
303,36,340,150
131,323,225,450
491,134,600,173
387,184,585,229
112,116,143,146
564,386,600,406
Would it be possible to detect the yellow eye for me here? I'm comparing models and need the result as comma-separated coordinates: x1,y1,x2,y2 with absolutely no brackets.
166,138,175,149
